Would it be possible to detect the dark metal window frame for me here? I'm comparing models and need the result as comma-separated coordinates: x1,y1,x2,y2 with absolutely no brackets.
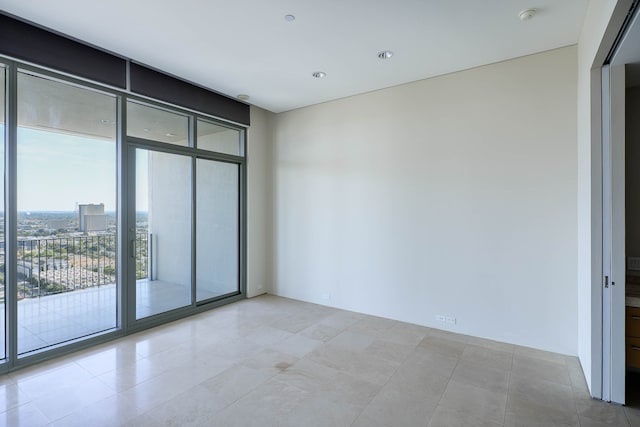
0,56,248,373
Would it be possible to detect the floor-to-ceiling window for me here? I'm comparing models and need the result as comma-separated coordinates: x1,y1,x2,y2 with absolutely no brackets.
195,121,241,302
195,158,239,301
127,101,244,319
0,60,246,369
16,71,118,354
128,101,194,319
0,65,6,361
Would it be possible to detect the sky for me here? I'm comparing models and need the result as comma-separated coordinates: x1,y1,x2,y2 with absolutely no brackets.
16,127,115,211
0,125,150,212
12,127,146,212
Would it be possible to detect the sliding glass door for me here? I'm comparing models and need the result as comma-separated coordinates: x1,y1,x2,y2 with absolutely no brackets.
128,105,244,321
196,159,239,301
134,148,192,319
132,151,242,315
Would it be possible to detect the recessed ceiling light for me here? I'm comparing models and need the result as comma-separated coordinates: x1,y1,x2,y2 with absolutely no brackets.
143,128,150,132
377,50,394,60
284,14,295,22
312,71,326,79
165,133,176,137
237,94,250,101
519,9,536,21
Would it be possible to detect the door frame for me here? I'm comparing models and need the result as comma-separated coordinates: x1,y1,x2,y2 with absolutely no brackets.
123,105,247,331
594,0,640,404
586,0,636,402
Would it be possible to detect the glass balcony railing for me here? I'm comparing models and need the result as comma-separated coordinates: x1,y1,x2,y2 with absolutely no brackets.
9,233,148,301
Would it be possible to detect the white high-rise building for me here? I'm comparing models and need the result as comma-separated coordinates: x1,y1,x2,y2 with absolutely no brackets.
78,203,107,232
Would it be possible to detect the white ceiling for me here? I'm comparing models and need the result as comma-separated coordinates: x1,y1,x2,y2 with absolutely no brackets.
0,0,590,113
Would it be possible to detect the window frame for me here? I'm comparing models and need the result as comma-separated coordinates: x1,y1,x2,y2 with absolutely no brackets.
0,56,247,372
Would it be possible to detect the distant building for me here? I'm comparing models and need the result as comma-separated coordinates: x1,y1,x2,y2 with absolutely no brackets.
47,219,68,230
78,203,107,232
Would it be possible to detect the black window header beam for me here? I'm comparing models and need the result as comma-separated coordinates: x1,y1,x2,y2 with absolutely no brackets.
0,13,250,125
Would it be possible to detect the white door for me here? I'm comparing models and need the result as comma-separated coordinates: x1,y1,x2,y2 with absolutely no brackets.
601,63,626,404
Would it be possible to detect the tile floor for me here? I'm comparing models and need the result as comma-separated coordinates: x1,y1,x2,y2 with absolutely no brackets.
0,294,637,426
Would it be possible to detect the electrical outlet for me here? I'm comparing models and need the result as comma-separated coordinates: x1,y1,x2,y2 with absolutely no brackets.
445,316,456,325
435,315,445,322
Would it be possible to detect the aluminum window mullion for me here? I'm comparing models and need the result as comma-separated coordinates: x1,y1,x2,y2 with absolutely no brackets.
191,158,197,306
190,115,196,306
240,134,247,297
117,94,129,333
193,148,244,164
6,61,18,368
127,136,245,165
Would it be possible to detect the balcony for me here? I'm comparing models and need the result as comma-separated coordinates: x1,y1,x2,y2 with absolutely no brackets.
2,233,191,354
16,233,147,300
17,278,190,354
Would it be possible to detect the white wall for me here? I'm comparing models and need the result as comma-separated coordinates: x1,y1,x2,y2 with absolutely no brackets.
271,47,578,355
246,106,273,297
576,0,622,394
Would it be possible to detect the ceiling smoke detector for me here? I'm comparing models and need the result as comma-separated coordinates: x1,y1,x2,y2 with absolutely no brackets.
284,14,295,22
377,50,394,60
312,71,326,78
519,9,537,21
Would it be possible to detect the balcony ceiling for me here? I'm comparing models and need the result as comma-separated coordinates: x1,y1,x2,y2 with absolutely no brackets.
0,0,589,114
